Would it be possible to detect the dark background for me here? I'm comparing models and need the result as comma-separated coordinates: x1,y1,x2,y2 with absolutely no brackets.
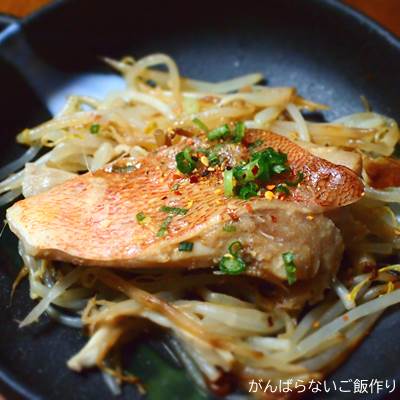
0,0,399,38
0,1,398,400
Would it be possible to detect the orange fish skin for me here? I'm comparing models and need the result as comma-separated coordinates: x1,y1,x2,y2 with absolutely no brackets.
7,130,361,276
244,130,364,208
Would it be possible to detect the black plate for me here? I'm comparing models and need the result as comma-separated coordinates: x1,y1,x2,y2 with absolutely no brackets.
0,1,399,399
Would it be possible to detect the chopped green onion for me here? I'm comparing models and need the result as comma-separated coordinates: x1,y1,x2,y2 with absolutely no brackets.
232,121,245,143
272,164,287,174
233,148,288,185
156,215,173,237
223,169,234,197
208,124,230,141
197,147,220,166
136,212,146,223
212,144,223,152
282,251,297,285
196,147,209,154
176,147,196,174
223,147,290,200
228,241,242,257
275,184,290,195
183,147,194,162
251,148,289,180
157,205,188,237
193,118,209,132
223,223,236,232
207,150,220,166
178,241,194,252
160,206,188,215
90,124,100,134
238,181,259,199
233,161,259,184
219,255,246,275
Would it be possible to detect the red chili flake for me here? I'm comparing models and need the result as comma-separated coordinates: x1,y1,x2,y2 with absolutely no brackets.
271,215,277,223
342,314,349,321
251,165,259,176
227,209,239,221
267,316,274,327
174,191,182,196
241,136,250,146
189,175,199,183
245,203,254,214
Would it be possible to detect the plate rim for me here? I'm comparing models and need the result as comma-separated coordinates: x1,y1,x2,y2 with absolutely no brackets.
0,0,399,399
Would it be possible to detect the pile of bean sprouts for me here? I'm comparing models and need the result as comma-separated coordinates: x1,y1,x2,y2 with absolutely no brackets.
4,53,400,398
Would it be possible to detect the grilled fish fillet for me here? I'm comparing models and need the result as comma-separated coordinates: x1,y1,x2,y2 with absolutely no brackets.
7,130,363,289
